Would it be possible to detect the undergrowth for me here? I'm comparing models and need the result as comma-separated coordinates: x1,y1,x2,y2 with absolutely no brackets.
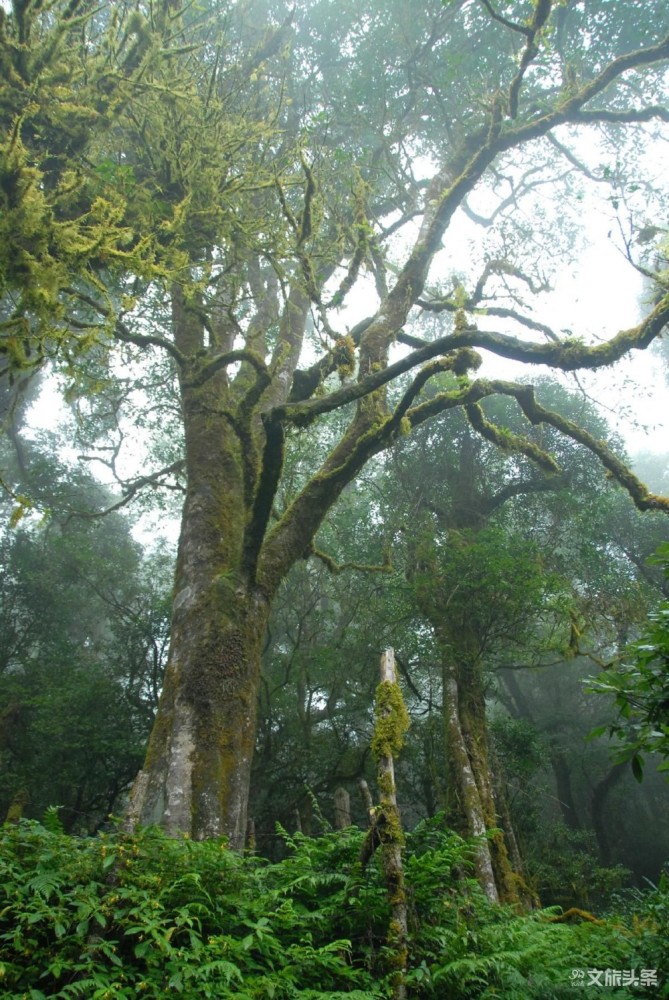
0,814,666,999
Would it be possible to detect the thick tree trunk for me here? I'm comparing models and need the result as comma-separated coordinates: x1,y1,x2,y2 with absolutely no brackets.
129,597,268,847
126,288,272,848
334,786,351,829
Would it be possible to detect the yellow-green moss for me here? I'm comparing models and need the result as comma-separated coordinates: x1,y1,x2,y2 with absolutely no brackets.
371,680,410,761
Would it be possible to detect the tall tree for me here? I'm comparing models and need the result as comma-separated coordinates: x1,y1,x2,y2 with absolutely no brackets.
3,0,669,846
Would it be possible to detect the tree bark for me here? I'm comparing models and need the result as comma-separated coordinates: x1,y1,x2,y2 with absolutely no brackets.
127,583,269,847
364,649,409,1000
442,658,500,904
591,763,626,865
334,786,351,829
552,752,582,831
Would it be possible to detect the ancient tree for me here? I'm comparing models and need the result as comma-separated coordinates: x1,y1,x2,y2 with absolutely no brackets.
2,0,669,846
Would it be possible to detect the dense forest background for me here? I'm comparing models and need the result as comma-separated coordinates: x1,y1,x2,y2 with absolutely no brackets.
2,0,669,995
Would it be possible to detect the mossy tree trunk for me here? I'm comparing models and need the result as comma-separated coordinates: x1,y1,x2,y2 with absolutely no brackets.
127,289,278,847
363,649,410,1000
127,280,407,846
407,433,537,904
441,654,500,903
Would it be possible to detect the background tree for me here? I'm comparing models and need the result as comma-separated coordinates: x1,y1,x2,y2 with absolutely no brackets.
249,378,669,901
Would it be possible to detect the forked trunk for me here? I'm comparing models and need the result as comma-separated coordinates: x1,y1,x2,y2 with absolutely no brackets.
126,289,272,847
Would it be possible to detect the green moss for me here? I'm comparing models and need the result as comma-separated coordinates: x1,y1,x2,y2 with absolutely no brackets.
371,680,410,761
333,334,356,379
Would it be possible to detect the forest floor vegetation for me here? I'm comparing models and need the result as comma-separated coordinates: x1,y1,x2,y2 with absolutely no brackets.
0,815,667,999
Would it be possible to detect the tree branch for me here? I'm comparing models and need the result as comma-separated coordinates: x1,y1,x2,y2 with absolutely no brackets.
114,320,187,366
276,293,669,427
184,348,270,389
465,401,560,474
308,544,392,576
64,460,186,521
481,473,572,516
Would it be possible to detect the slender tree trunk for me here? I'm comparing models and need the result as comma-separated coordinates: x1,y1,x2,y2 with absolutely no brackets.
442,658,500,904
552,752,582,831
366,649,409,1000
591,763,626,865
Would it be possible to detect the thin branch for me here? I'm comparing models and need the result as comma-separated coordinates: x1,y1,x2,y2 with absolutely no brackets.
64,460,186,521
547,134,608,182
460,163,564,227
507,0,552,118
479,0,532,38
114,320,187,365
474,306,560,342
308,544,392,575
62,287,187,366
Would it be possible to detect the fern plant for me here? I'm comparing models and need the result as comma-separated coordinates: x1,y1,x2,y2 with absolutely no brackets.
1,817,667,999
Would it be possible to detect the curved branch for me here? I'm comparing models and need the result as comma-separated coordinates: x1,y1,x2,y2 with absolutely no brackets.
334,32,669,385
61,288,188,366
479,0,532,38
475,306,560,342
276,293,669,427
505,386,669,513
406,378,669,514
64,460,186,521
465,401,560,474
184,348,270,389
420,294,555,331
309,544,393,576
114,320,187,366
481,473,572,516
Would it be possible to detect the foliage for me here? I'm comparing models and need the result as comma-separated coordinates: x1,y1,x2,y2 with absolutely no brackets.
522,823,632,910
0,446,171,829
0,2,169,362
0,818,666,999
0,821,383,999
588,544,669,780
